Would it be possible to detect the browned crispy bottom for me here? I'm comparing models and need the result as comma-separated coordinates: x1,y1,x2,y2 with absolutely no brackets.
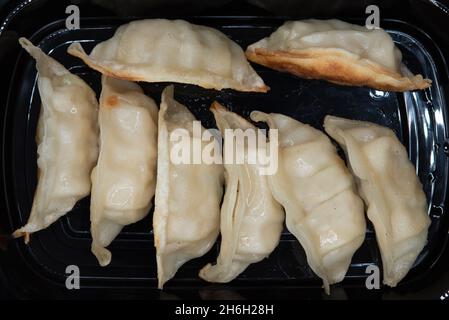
246,48,431,92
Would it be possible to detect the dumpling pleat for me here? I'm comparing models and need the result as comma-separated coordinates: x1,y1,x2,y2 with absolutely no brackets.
12,38,99,243
90,76,158,266
246,19,431,91
68,19,268,92
154,86,224,288
323,115,430,287
199,103,284,283
251,111,366,294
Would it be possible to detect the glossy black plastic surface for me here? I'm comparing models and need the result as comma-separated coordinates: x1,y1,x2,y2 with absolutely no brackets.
2,15,448,297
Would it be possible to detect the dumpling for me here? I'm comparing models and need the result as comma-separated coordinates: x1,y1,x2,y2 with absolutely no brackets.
12,38,98,243
323,115,431,287
246,19,431,91
251,111,366,293
90,76,158,266
154,86,224,288
68,19,268,92
199,103,284,283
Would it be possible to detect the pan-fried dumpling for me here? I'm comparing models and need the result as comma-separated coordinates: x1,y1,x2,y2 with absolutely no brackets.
251,111,366,293
12,38,98,243
90,76,158,266
246,19,431,91
199,103,284,283
323,116,430,287
68,19,268,92
154,86,224,288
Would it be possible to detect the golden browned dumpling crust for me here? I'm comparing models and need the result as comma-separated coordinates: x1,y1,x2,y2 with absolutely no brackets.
246,20,431,92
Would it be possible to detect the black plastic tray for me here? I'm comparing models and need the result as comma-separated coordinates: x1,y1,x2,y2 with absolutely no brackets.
2,14,449,298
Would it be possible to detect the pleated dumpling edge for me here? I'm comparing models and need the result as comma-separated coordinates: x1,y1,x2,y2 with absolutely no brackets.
68,19,269,92
154,86,224,289
323,115,431,287
245,19,431,92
